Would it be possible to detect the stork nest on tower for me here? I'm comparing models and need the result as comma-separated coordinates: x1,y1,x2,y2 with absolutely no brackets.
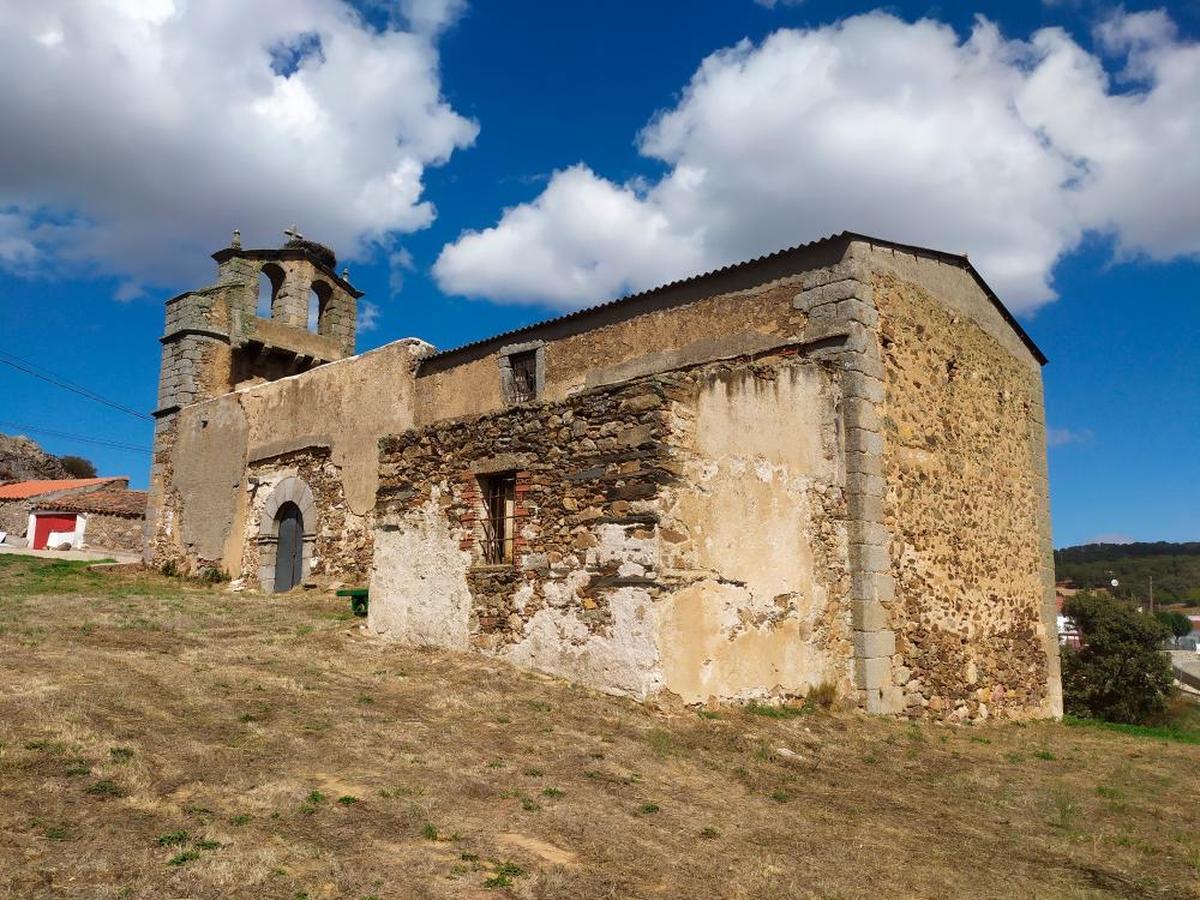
285,238,337,272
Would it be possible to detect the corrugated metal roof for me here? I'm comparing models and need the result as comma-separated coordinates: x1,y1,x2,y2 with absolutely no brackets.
424,230,1047,366
0,478,122,500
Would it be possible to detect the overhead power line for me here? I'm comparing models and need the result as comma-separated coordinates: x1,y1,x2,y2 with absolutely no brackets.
0,420,151,455
0,349,151,421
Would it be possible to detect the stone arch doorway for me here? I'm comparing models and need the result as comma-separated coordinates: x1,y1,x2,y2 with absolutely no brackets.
257,476,318,593
274,502,304,591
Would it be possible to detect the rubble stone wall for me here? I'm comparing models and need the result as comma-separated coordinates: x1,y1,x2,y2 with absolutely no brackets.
81,513,143,553
874,264,1058,720
372,351,848,703
0,500,30,538
373,372,679,698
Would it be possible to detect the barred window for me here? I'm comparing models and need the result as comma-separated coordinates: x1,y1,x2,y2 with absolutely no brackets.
479,472,517,564
509,350,538,404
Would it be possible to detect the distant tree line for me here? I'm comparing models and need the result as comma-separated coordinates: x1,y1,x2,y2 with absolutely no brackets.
1054,542,1200,606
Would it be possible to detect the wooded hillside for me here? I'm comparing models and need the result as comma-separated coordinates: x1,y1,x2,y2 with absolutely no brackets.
1055,542,1200,606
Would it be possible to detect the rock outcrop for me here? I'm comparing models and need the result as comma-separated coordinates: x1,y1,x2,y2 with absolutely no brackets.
0,434,70,482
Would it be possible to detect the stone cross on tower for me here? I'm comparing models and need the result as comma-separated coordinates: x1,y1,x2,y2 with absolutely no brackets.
283,225,304,241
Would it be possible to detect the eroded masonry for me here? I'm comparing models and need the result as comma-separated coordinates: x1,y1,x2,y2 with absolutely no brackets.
146,230,1061,719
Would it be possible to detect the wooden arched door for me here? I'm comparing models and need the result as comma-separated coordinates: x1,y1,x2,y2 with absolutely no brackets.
274,501,304,592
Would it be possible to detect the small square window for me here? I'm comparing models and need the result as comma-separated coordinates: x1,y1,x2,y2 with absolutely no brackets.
479,472,517,564
508,349,538,404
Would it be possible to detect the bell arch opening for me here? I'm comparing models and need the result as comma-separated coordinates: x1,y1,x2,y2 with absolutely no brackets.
257,263,285,318
309,279,333,335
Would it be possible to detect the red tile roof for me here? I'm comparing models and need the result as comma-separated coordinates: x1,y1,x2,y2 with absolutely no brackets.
0,478,122,500
51,490,148,518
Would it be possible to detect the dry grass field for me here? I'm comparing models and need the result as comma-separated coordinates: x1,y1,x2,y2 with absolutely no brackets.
1,555,1198,899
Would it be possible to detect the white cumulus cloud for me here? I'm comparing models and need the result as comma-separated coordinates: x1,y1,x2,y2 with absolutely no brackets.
0,0,478,289
358,299,382,332
1047,426,1094,447
435,10,1200,313
398,0,467,36
434,164,706,308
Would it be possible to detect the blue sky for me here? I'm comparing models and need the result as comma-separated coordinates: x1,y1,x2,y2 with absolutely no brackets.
0,0,1197,548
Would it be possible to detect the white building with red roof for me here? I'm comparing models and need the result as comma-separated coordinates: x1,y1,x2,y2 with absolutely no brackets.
0,478,132,549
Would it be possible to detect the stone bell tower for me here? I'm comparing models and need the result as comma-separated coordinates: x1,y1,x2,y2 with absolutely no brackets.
153,227,362,415
144,228,363,563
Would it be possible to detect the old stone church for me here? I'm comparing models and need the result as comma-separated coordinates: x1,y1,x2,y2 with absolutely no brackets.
146,230,1061,719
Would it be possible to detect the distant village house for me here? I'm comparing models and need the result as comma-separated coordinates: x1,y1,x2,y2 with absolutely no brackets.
0,478,147,553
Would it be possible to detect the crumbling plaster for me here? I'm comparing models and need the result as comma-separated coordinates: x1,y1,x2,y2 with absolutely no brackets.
657,365,851,702
373,352,851,705
370,491,473,648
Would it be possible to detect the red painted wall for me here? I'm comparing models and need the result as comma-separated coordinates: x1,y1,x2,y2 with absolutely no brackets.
33,514,77,550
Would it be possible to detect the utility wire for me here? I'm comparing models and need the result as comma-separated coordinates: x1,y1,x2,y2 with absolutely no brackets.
0,349,151,421
0,420,151,455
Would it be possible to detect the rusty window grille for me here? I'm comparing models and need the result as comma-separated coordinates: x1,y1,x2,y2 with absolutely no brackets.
509,350,538,404
479,472,517,564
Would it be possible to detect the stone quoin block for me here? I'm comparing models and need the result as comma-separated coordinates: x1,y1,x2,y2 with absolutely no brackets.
854,656,892,690
803,256,871,289
852,598,890,632
792,278,863,312
836,298,880,328
845,471,886,498
842,367,886,400
854,521,889,547
845,427,885,456
850,542,891,574
853,629,896,659
841,398,881,433
852,572,895,605
843,449,883,478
